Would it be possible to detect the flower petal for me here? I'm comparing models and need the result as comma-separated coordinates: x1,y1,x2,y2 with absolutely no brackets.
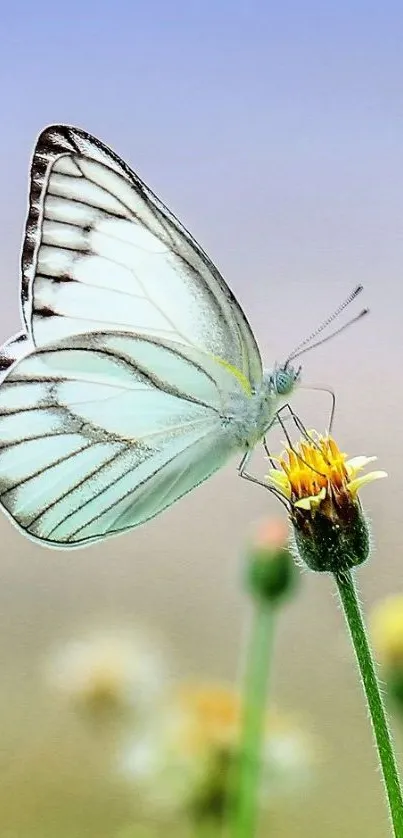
346,455,377,476
348,470,388,495
267,469,291,498
294,487,326,510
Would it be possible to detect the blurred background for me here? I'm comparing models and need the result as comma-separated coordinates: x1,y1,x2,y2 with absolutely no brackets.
0,1,402,835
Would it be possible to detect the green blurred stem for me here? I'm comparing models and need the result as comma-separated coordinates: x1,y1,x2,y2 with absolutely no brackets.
196,821,219,838
335,569,403,837
234,600,275,838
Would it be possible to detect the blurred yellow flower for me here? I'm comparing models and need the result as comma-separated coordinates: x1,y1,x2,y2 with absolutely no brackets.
47,627,168,718
369,597,403,711
176,684,241,754
120,682,315,820
371,596,403,668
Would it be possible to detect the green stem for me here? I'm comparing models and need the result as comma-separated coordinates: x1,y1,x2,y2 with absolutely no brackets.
335,569,403,837
233,600,275,838
196,821,219,838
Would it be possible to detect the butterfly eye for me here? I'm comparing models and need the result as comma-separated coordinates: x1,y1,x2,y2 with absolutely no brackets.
275,369,295,395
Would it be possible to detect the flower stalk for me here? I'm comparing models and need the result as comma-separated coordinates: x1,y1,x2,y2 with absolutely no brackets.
335,570,403,837
234,599,275,838
265,428,402,835
232,520,298,838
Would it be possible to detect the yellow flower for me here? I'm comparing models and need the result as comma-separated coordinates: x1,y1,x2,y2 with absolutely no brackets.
268,433,386,510
370,596,403,668
267,432,387,573
175,684,241,755
120,682,315,820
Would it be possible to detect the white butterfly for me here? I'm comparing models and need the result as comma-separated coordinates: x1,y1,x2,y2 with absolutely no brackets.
0,125,303,548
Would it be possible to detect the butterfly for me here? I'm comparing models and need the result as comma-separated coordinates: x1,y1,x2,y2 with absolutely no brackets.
0,125,316,548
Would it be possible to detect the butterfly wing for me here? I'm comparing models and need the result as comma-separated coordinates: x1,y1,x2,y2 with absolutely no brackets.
0,332,245,547
19,125,262,389
0,127,263,547
0,332,31,379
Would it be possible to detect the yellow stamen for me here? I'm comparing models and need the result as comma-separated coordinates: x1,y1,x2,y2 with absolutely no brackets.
267,433,386,509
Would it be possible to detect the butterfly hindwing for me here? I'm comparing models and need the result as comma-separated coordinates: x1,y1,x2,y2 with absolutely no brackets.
0,332,243,546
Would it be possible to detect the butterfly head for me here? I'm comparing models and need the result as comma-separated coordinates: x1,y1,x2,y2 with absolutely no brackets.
272,362,301,396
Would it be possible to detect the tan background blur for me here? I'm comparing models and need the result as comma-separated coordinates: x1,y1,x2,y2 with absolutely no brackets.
1,2,403,836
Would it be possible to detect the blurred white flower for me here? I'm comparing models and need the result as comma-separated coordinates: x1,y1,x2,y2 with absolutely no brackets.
119,682,316,819
46,627,168,719
260,717,315,799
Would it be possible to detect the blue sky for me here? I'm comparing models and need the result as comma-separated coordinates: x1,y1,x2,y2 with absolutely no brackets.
1,1,402,405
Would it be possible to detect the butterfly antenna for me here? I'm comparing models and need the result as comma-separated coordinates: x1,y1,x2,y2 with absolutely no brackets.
288,308,369,361
286,285,365,363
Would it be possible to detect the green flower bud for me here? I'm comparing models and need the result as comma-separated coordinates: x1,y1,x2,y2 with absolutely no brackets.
292,493,370,573
245,518,298,602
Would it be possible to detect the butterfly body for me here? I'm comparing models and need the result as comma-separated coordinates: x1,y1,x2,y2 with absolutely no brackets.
0,126,299,548
220,367,299,450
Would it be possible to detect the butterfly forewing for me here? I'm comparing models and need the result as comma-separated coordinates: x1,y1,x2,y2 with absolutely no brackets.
0,332,31,378
21,125,262,389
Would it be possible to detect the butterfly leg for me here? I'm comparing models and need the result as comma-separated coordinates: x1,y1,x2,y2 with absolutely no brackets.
262,410,314,475
263,437,278,469
324,387,336,434
275,403,324,446
274,386,337,437
262,413,321,479
298,385,337,433
273,405,327,476
262,409,318,465
276,404,329,455
238,449,290,510
276,403,312,441
238,450,264,485
306,386,336,433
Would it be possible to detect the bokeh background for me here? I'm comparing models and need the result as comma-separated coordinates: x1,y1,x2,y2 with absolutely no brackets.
0,2,402,836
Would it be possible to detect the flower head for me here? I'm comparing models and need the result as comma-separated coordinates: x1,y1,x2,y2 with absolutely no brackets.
47,627,168,720
267,432,386,573
120,682,315,822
